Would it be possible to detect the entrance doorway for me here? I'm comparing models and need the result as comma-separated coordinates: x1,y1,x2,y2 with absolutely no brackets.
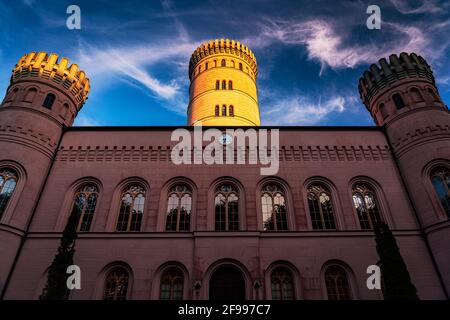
209,265,245,300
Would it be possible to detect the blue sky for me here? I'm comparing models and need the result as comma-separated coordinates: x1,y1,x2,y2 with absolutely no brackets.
0,0,449,126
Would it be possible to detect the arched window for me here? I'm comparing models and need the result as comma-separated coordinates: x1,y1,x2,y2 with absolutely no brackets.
42,93,56,109
214,60,217,67
160,268,184,300
216,80,220,90
231,60,235,68
215,105,220,117
214,184,239,231
239,63,243,71
229,105,234,117
430,167,450,217
324,265,351,300
392,93,405,110
71,184,99,232
222,80,226,90
271,267,294,300
198,65,201,74
352,183,383,229
221,59,226,67
228,81,233,90
166,184,192,231
379,103,388,119
410,88,423,103
104,267,129,300
261,184,288,231
307,184,336,230
0,169,18,219
205,62,208,70
24,88,37,102
222,104,227,116
116,184,146,231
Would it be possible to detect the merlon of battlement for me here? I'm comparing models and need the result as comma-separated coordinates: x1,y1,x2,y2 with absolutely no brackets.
11,51,90,107
189,39,258,80
358,52,435,107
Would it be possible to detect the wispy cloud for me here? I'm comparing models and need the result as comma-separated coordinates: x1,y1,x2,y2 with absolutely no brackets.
262,95,345,125
246,18,435,75
76,41,198,108
389,0,442,14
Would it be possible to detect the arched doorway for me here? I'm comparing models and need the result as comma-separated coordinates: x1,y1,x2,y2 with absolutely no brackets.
209,265,245,300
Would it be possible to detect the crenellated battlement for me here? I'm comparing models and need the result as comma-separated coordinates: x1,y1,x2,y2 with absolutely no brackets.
11,52,90,108
189,39,258,80
358,52,435,108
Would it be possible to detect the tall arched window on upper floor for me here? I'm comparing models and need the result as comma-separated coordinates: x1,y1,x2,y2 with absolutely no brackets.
392,93,405,110
410,88,423,103
324,265,351,300
229,105,234,117
214,184,239,231
215,80,220,90
103,267,129,300
352,183,383,229
379,103,388,120
116,184,146,231
261,184,288,231
221,59,226,67
307,184,336,230
215,105,220,117
42,93,56,109
222,80,226,90
205,62,208,70
160,268,184,300
0,169,18,219
23,88,37,102
166,184,192,231
222,104,227,117
430,167,450,217
239,63,243,71
228,81,233,90
271,267,294,300
70,184,99,232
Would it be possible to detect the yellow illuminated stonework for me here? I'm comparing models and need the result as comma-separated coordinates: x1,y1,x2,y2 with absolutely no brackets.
188,39,260,126
13,51,90,108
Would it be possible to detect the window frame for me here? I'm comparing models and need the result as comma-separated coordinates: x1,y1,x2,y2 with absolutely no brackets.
423,165,450,221
257,178,294,231
306,183,337,230
165,184,193,232
208,178,246,231
0,162,25,224
71,184,100,232
0,168,19,221
42,93,56,109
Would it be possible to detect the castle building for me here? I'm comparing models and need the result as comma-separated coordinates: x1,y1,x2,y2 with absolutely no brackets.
0,40,449,300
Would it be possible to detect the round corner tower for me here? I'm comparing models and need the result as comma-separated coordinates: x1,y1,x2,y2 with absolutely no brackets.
188,39,260,126
0,52,89,295
359,52,450,296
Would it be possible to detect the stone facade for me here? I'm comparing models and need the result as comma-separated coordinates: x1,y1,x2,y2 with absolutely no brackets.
0,49,449,300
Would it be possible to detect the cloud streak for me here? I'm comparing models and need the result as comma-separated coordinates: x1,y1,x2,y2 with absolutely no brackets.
245,16,446,75
262,95,346,125
76,41,198,109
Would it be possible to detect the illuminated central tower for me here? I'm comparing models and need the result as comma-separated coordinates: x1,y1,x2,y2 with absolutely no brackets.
188,39,260,126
